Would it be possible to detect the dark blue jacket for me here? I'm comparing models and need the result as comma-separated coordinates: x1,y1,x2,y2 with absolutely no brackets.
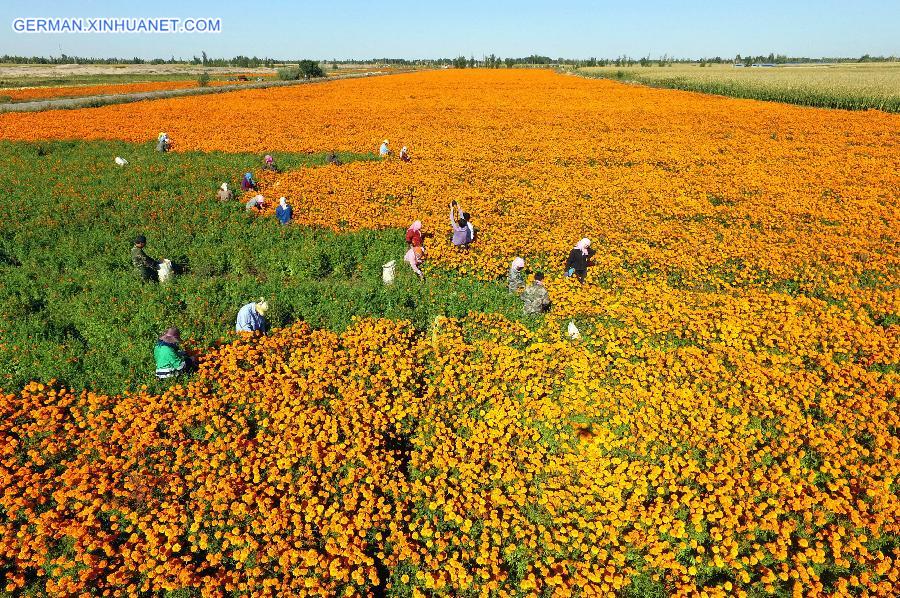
276,205,292,225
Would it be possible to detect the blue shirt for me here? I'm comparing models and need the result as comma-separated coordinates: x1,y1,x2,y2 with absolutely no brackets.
276,205,292,225
236,303,267,333
379,143,389,156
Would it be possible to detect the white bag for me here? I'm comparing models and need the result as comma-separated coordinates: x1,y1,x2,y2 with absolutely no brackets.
114,156,128,166
567,321,581,340
158,259,173,283
382,260,396,285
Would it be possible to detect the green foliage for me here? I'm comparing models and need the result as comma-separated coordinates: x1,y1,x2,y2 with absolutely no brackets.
197,71,211,87
621,571,668,598
277,66,301,80
278,61,325,80
298,60,325,79
0,140,529,394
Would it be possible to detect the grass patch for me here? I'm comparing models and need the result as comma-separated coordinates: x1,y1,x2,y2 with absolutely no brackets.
0,140,528,394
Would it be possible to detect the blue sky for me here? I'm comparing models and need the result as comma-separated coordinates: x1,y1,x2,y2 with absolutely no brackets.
2,0,898,60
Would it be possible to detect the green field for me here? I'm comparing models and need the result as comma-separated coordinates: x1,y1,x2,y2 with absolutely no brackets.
577,62,900,111
0,140,527,394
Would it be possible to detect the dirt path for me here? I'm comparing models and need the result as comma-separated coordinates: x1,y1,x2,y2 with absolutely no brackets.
0,71,392,113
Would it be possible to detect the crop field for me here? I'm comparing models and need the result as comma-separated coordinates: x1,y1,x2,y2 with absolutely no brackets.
577,62,900,112
0,70,898,597
0,78,273,103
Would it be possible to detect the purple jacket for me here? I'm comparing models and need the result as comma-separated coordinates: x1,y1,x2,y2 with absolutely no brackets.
451,223,468,246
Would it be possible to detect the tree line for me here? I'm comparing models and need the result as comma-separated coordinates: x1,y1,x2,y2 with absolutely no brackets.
2,53,896,69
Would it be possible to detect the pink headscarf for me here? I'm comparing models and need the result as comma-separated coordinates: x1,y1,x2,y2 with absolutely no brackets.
408,220,422,232
264,155,273,164
576,238,591,255
512,257,525,270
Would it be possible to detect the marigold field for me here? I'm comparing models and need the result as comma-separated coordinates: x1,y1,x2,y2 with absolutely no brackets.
0,70,898,597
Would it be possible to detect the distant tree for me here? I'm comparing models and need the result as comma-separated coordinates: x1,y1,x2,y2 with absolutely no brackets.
504,57,515,68
197,71,211,87
201,51,208,66
468,55,476,68
298,60,325,78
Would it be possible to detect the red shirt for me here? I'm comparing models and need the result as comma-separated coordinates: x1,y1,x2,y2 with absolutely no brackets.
406,229,423,246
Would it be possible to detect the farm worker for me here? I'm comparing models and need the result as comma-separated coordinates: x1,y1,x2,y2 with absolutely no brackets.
131,235,160,282
508,257,526,294
462,211,475,243
154,327,195,379
405,220,423,247
275,197,292,225
400,146,411,162
246,194,265,212
404,241,425,280
241,172,257,192
216,182,233,202
236,298,270,334
326,151,343,166
449,202,469,248
522,272,551,315
263,154,278,172
156,132,171,152
565,238,594,281
379,139,390,157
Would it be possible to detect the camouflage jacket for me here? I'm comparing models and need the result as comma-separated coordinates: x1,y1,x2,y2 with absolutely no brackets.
522,282,550,315
131,246,157,272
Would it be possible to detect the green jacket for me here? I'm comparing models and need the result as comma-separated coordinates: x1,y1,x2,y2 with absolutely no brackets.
154,341,185,378
522,282,550,315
